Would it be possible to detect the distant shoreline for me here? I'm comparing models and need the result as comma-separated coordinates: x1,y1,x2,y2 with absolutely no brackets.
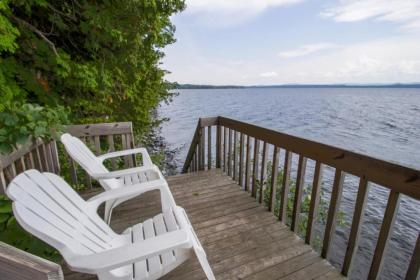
175,83,420,89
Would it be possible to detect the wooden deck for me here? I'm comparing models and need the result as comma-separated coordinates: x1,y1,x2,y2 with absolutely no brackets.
64,169,344,280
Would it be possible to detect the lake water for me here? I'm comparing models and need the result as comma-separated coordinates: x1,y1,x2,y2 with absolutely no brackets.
158,88,420,279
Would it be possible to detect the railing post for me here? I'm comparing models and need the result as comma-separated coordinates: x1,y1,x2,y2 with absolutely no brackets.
291,155,307,233
216,125,221,168
233,131,237,181
200,126,205,170
306,162,323,244
228,128,232,176
322,169,345,259
223,127,228,173
207,126,212,169
368,190,401,279
406,232,420,280
244,135,251,191
342,178,369,275
279,151,292,222
252,139,260,198
269,146,280,212
259,142,268,204
238,133,245,187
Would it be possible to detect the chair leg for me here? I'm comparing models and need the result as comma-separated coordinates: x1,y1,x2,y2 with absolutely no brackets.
194,246,216,280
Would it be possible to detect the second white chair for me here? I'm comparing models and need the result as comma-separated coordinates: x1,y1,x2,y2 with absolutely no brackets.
61,133,166,223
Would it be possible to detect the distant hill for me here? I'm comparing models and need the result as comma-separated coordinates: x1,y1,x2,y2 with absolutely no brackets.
175,84,245,89
174,83,420,89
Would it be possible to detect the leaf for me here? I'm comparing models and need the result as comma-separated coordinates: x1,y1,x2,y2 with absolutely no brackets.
4,114,18,126
0,143,13,154
16,134,29,145
34,126,47,137
0,202,12,213
0,213,9,223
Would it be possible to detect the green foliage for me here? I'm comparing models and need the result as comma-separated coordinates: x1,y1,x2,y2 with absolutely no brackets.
0,195,61,263
0,103,68,154
0,0,185,262
0,0,185,136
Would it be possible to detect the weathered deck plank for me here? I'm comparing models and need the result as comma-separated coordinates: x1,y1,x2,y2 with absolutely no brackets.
64,170,342,279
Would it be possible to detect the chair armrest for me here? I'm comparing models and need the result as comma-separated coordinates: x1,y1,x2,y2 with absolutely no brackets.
90,165,161,180
67,229,191,273
86,179,169,210
98,148,153,167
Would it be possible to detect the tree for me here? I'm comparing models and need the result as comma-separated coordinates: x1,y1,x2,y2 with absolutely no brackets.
0,0,185,261
0,0,185,153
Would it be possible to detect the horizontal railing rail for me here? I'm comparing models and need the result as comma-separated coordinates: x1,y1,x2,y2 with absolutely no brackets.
0,241,64,280
183,116,420,280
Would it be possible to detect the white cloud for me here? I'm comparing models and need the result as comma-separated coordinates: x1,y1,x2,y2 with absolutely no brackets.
277,37,420,83
278,43,338,58
260,71,279,77
321,0,420,30
163,36,420,85
183,0,305,26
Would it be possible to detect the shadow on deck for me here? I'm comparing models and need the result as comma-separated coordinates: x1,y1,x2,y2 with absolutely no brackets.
64,169,344,280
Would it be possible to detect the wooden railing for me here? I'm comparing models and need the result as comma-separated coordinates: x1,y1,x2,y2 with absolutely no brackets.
0,122,136,193
0,122,136,277
0,138,60,193
0,242,63,280
183,116,420,279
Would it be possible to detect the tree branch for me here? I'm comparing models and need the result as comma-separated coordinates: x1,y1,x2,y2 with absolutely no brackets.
9,15,59,57
47,3,77,22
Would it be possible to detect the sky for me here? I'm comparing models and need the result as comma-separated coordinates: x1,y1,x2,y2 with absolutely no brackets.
161,0,420,85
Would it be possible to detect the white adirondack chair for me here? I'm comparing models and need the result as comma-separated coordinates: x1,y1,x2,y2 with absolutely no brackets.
7,170,215,280
61,133,163,223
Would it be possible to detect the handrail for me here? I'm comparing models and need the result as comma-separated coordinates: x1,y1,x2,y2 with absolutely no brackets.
183,116,420,199
0,241,64,280
183,116,420,279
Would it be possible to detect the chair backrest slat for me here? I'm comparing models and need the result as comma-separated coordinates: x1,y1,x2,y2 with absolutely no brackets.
7,170,118,259
60,134,120,190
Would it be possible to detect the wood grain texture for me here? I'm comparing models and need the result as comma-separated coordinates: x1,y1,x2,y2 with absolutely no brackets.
322,170,345,259
233,130,237,181
251,138,260,198
216,125,222,168
269,146,280,212
259,141,268,204
228,128,232,176
223,127,228,173
64,170,342,280
406,232,420,280
368,190,400,279
245,135,251,191
208,126,212,169
200,127,205,170
279,151,292,222
0,242,63,280
66,122,133,137
342,178,369,275
306,162,323,244
218,116,420,199
239,133,245,187
291,155,307,233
